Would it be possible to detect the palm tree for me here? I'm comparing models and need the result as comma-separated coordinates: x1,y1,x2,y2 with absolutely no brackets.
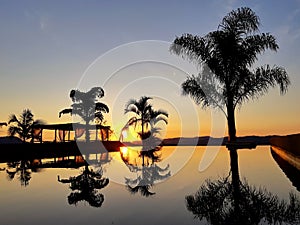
170,7,290,143
124,96,168,143
59,87,109,142
8,109,44,143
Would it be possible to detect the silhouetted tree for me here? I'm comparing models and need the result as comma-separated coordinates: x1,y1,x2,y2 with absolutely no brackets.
170,7,290,143
8,109,44,142
59,87,109,142
124,96,168,143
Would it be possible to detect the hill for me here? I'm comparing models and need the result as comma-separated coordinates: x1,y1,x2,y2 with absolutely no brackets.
0,136,23,144
162,135,273,146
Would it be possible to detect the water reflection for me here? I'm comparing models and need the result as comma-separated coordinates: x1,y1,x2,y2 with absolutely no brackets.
6,159,42,186
271,150,300,191
186,148,300,224
58,164,109,207
120,146,171,197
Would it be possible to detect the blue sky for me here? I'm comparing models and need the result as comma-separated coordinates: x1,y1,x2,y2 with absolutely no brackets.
0,0,299,138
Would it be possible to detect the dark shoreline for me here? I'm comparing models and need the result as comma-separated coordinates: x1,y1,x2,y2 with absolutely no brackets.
162,135,273,146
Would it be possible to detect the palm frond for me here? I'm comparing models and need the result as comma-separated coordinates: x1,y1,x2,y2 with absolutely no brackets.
151,115,168,125
32,119,45,126
59,108,72,118
8,114,18,124
87,87,105,100
241,33,278,66
8,126,19,136
219,7,260,35
182,75,211,108
95,102,109,113
170,34,206,65
234,65,290,107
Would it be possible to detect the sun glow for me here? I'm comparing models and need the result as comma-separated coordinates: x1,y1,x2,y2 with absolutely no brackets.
120,147,128,155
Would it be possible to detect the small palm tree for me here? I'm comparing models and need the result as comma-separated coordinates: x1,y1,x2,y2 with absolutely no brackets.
8,109,44,143
124,96,168,142
170,7,290,143
59,87,109,142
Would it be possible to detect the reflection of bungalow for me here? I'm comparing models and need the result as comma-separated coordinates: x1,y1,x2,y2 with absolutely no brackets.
33,123,111,143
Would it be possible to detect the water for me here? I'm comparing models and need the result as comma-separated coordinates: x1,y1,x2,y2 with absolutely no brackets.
0,146,298,225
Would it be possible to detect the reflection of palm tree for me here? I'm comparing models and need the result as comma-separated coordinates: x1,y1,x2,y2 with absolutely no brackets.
59,87,109,142
125,163,171,197
185,148,300,224
8,109,44,142
122,98,169,197
6,160,34,186
58,165,109,207
121,146,171,197
170,7,290,143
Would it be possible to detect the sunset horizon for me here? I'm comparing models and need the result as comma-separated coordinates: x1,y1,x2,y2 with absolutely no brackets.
1,1,300,225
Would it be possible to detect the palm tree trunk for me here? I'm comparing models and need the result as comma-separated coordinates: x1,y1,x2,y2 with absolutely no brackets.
227,99,237,143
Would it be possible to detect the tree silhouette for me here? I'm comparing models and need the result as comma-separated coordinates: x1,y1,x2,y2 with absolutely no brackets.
8,109,44,142
185,147,300,224
170,7,290,143
59,87,109,142
58,164,109,207
124,96,168,144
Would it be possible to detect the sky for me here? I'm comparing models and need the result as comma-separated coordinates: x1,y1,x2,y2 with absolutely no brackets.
0,0,300,139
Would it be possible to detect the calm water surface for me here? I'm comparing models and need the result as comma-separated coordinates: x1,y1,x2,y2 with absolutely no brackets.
0,146,298,225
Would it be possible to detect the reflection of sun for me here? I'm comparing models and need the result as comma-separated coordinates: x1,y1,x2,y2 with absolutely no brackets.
120,147,128,155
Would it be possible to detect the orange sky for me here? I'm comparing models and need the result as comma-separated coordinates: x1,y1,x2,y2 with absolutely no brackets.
0,1,299,139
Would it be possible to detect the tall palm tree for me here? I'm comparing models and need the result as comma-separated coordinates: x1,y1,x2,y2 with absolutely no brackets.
124,96,168,142
170,7,290,143
59,87,109,142
8,109,44,143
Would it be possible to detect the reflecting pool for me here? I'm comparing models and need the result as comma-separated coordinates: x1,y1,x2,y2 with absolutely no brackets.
0,146,299,225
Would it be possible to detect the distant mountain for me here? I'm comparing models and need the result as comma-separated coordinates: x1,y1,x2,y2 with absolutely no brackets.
0,136,23,144
162,135,273,146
